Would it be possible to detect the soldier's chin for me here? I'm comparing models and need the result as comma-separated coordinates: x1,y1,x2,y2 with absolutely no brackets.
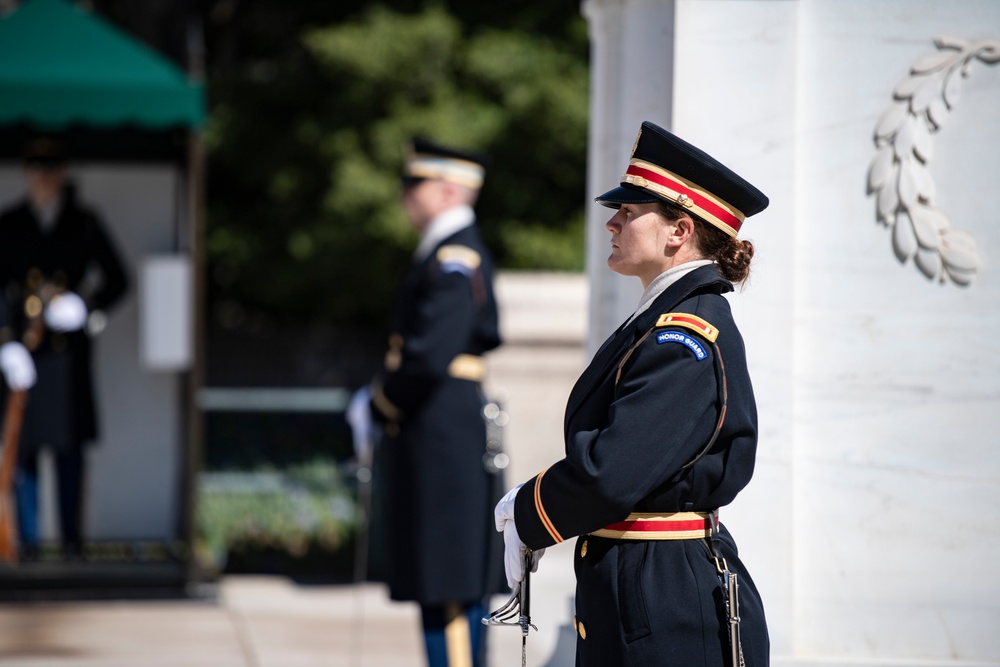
607,254,626,275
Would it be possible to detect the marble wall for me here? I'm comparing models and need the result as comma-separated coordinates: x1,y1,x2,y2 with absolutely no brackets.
583,0,1000,664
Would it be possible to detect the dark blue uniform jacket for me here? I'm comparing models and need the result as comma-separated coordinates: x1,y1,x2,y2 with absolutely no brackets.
0,189,128,456
371,223,505,605
514,264,768,666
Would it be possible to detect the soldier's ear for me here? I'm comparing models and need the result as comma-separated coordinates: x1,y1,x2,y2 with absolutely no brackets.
665,214,695,248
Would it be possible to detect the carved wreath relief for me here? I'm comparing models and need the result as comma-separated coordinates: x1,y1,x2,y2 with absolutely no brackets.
868,37,1000,285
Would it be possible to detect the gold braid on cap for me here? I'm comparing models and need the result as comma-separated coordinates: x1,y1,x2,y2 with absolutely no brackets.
622,159,746,236
405,154,484,189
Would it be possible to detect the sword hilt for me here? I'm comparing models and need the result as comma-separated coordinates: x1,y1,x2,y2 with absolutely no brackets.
482,549,537,633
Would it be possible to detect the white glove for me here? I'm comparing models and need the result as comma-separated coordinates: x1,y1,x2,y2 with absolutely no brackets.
495,483,545,589
347,386,375,461
0,341,37,390
44,291,88,332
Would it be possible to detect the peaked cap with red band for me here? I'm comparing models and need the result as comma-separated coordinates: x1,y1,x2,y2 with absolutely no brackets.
596,121,769,237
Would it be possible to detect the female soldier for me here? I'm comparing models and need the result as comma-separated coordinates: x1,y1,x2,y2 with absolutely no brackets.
495,121,770,666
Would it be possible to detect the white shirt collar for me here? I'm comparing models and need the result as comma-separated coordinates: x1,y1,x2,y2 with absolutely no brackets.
413,204,476,261
31,198,62,233
627,259,715,325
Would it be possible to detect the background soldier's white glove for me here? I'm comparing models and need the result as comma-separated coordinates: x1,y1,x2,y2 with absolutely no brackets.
347,386,375,461
0,341,37,390
495,483,544,589
44,291,88,332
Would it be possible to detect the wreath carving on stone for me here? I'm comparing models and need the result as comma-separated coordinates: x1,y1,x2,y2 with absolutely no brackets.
868,36,1000,285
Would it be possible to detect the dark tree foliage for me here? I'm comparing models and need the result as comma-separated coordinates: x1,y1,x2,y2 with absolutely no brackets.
201,1,589,328
71,0,589,329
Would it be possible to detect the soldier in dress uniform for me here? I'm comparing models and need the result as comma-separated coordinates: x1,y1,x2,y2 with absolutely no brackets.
494,121,771,666
0,137,129,558
367,137,505,667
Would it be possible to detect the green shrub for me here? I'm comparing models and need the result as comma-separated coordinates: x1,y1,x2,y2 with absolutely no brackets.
194,459,358,579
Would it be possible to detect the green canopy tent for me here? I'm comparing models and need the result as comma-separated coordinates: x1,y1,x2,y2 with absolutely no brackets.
0,0,204,158
0,0,207,595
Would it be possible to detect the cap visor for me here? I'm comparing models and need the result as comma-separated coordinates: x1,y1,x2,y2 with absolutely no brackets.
594,185,662,208
24,157,65,168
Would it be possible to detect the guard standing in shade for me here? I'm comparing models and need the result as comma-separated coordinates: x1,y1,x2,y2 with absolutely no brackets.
364,137,505,667
0,137,129,559
494,121,771,666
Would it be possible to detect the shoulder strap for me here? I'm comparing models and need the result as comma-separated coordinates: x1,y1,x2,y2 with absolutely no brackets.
614,313,728,471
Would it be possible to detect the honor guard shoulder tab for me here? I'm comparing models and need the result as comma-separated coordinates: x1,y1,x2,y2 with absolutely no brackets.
653,313,718,362
436,245,481,276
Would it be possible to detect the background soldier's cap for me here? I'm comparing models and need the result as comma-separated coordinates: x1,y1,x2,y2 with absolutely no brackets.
23,136,67,167
403,137,489,190
595,121,769,237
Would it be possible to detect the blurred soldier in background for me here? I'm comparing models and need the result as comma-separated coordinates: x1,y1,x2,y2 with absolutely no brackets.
350,137,505,667
0,137,129,559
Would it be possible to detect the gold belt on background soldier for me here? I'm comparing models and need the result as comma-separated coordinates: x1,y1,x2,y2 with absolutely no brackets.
374,352,488,434
446,354,486,382
384,334,487,382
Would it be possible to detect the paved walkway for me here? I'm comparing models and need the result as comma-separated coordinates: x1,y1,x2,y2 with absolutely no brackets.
0,544,578,667
0,273,587,667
